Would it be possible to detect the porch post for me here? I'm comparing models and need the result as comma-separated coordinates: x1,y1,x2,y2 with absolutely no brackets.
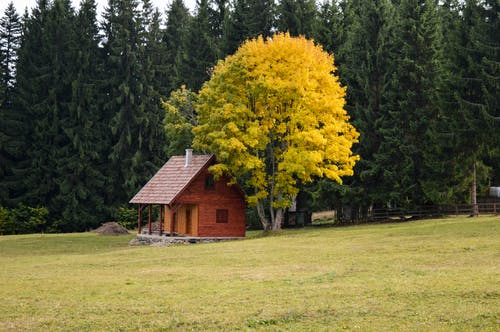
159,204,163,236
169,207,174,237
138,204,142,234
148,204,152,235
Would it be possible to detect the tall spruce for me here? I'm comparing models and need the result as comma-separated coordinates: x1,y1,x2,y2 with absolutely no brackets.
182,0,219,91
475,0,500,187
138,1,167,166
102,0,165,207
378,0,443,207
163,0,191,93
430,0,499,208
419,0,463,204
51,0,107,231
0,2,23,206
312,0,345,57
337,0,396,215
223,0,275,55
276,0,317,37
16,0,70,215
208,0,228,56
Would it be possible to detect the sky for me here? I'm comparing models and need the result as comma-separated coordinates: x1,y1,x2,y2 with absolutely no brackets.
1,0,198,18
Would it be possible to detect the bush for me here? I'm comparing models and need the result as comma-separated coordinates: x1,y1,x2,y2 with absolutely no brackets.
11,204,49,234
0,204,49,235
0,206,15,235
115,206,137,230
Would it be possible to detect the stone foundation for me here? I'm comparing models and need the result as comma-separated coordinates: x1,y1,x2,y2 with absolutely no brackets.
130,233,244,246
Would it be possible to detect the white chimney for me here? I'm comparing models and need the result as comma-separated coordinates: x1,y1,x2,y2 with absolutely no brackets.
184,149,193,167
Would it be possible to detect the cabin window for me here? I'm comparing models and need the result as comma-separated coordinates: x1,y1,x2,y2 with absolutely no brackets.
216,209,228,223
205,174,215,190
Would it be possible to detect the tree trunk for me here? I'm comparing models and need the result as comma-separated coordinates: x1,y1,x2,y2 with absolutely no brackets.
271,208,284,231
471,160,479,217
257,200,271,231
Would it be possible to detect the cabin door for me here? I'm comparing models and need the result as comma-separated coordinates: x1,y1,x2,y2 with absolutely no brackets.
184,204,198,236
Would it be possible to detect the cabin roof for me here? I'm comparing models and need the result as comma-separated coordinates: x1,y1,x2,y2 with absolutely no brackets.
129,154,214,205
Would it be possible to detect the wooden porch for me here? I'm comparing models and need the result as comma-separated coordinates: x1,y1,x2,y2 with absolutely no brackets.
137,203,199,237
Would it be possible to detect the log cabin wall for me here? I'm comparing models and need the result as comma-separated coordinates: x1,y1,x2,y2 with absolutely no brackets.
177,168,246,237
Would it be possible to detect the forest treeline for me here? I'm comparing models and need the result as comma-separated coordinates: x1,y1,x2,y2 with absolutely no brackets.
0,0,498,233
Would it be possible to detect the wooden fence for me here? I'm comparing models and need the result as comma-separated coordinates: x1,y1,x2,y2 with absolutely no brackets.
369,203,499,222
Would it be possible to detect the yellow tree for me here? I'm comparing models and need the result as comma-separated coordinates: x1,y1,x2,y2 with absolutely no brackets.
193,33,359,231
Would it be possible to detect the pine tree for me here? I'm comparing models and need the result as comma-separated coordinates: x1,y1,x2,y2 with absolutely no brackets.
429,0,499,208
163,0,191,93
208,0,228,53
0,2,21,94
138,0,167,164
223,0,275,55
51,0,108,231
181,0,219,91
144,7,169,97
335,0,396,214
29,0,80,227
16,0,58,209
476,0,500,187
0,2,23,206
312,0,345,57
102,0,166,207
377,0,443,207
276,0,317,37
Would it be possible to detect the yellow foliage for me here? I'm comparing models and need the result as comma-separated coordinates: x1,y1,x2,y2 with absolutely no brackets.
193,33,359,207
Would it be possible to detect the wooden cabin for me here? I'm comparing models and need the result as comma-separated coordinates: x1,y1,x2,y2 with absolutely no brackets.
129,150,246,238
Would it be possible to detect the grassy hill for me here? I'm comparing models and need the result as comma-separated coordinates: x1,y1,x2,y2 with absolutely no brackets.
0,216,498,331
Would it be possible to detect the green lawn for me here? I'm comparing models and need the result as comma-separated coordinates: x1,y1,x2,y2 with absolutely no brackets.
0,216,499,331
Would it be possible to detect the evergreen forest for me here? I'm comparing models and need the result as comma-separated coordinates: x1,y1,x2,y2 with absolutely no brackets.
0,0,498,233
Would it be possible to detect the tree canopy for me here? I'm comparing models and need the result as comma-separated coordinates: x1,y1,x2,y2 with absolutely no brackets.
193,33,359,230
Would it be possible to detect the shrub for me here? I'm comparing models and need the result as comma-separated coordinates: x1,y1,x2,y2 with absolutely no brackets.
0,206,15,235
0,204,49,234
11,204,49,234
115,206,137,230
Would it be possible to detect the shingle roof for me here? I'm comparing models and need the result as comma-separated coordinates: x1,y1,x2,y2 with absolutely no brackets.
129,154,214,205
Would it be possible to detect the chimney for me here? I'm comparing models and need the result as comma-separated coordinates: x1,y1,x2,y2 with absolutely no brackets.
184,148,193,167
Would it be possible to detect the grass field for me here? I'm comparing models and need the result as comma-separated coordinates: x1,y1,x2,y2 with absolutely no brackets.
0,216,499,331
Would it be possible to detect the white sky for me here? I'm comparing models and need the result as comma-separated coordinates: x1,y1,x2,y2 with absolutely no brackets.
1,0,198,18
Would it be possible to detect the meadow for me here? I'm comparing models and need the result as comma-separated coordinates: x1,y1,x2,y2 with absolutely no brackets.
0,216,498,331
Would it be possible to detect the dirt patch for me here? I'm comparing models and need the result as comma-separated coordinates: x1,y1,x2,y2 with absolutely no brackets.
93,222,130,235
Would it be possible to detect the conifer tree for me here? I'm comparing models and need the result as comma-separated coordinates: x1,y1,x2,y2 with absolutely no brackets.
0,2,23,206
276,0,317,37
102,0,166,207
378,0,443,207
15,0,62,210
429,0,499,208
163,0,191,93
208,0,228,49
27,0,80,227
312,0,345,57
52,0,108,230
335,0,396,214
223,0,275,55
182,0,219,91
138,0,167,165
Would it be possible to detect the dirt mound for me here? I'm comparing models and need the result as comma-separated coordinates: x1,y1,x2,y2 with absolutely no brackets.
94,222,130,235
